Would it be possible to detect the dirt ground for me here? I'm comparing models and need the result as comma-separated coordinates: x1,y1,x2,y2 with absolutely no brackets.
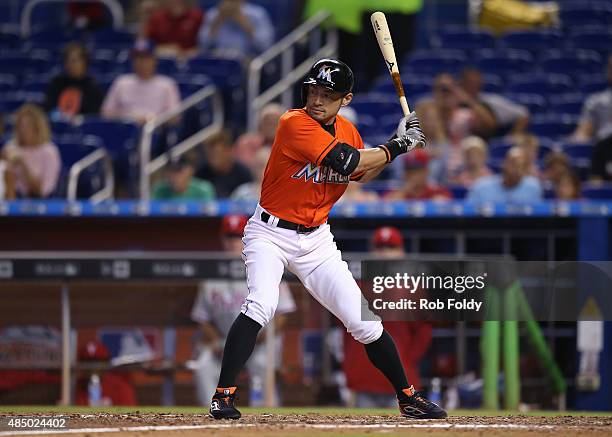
1,413,612,437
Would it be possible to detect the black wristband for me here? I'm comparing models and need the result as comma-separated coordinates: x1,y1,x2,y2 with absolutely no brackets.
382,138,405,162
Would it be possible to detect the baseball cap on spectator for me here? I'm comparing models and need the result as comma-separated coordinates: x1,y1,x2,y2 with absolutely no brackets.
221,214,248,237
78,340,111,361
131,39,155,57
404,148,429,169
372,226,403,248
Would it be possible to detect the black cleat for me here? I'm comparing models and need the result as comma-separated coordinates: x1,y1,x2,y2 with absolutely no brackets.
397,385,448,419
209,387,241,420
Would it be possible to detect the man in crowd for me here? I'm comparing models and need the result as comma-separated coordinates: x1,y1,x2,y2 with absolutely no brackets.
102,39,180,125
152,155,215,200
196,130,252,198
198,0,274,57
468,146,542,203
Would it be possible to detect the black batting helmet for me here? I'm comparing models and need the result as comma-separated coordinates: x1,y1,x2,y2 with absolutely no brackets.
302,58,354,104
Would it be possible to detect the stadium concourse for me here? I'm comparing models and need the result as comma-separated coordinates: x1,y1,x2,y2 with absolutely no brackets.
0,0,611,428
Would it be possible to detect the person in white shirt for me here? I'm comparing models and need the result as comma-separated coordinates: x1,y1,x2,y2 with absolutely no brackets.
101,39,180,125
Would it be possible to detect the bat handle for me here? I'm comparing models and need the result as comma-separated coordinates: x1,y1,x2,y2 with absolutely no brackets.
399,96,411,117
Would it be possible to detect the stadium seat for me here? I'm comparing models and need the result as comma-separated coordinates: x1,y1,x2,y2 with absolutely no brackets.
0,73,17,93
371,81,431,100
351,94,403,119
0,31,20,49
582,185,612,199
560,4,612,28
0,53,51,75
475,49,533,76
529,114,578,138
356,114,377,137
90,29,135,47
448,185,468,199
499,30,562,53
431,28,495,52
403,49,467,75
503,93,548,115
505,74,573,95
540,50,603,76
1,91,45,112
562,143,594,160
176,74,213,99
186,56,244,88
549,101,583,117
577,74,608,94
79,118,140,184
29,27,79,45
569,29,612,54
480,74,504,93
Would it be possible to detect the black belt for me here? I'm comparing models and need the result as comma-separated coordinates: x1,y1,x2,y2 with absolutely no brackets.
260,211,319,234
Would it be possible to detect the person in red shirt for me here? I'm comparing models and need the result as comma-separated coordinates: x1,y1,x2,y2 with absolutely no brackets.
385,149,452,201
144,0,204,58
343,227,433,407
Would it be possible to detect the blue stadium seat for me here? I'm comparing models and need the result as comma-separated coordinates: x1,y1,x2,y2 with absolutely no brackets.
577,74,608,94
503,93,548,115
186,56,244,88
560,4,612,28
540,50,603,75
0,31,20,49
79,118,140,183
0,91,45,112
432,29,495,52
356,114,377,137
549,101,583,116
506,74,573,95
448,185,468,199
489,142,512,160
0,53,51,75
176,74,213,98
403,49,467,75
570,29,612,54
28,27,79,45
91,29,135,47
54,136,109,199
51,120,78,137
582,185,612,199
499,30,562,53
480,74,504,93
529,114,578,138
156,58,179,76
562,143,593,160
0,73,17,93
371,81,431,99
351,94,403,119
475,49,533,76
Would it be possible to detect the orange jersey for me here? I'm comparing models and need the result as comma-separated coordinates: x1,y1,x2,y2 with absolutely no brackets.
260,109,365,227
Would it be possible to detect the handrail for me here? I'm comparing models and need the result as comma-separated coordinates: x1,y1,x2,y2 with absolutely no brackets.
67,147,114,203
139,85,224,200
21,0,125,37
247,11,337,131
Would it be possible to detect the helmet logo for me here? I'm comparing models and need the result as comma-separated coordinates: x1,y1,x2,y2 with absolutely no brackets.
317,66,340,85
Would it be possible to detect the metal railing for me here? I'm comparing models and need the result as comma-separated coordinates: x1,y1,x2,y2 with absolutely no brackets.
246,11,337,132
21,0,125,37
67,147,114,203
139,85,224,200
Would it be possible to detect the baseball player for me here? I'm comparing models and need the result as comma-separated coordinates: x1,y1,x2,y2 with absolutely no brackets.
209,59,447,419
190,214,295,406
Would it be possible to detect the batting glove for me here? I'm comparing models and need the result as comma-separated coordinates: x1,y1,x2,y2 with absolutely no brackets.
380,112,426,162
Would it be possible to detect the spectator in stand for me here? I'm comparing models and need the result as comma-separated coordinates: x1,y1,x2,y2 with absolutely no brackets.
152,155,215,200
468,147,542,203
572,54,612,145
542,150,571,190
67,1,109,30
196,130,252,198
384,149,452,201
197,0,274,58
451,136,493,188
339,180,379,202
343,226,432,407
234,103,284,168
513,132,540,178
44,42,104,118
231,146,268,201
102,39,180,125
143,0,204,59
1,104,61,198
189,214,296,406
0,157,15,200
459,66,529,138
417,73,496,182
554,170,581,200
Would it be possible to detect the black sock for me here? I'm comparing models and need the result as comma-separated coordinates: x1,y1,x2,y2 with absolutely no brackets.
217,313,262,388
363,330,410,397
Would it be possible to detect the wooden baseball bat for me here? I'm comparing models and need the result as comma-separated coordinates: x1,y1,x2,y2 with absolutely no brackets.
370,11,411,117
